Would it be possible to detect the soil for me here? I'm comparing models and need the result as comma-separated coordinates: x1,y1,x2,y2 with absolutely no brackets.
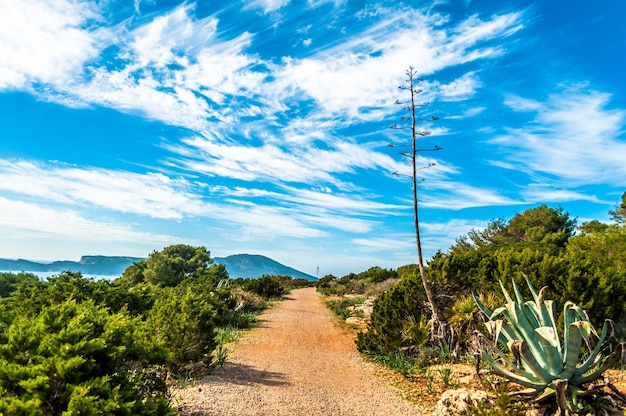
171,287,434,416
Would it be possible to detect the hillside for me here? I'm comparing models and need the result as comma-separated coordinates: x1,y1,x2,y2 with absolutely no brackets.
0,254,316,281
0,256,144,276
214,254,316,281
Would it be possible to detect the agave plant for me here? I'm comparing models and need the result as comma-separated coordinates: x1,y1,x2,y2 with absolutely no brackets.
474,276,622,407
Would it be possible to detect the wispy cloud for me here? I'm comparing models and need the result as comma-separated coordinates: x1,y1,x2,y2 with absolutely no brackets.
0,196,180,245
491,87,626,186
3,1,526,138
0,159,205,219
438,72,482,102
422,182,521,210
0,158,404,240
167,135,404,188
421,217,490,252
245,0,291,14
273,10,524,120
522,186,609,205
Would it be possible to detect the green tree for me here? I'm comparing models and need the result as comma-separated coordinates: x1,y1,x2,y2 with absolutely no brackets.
356,274,425,354
0,272,39,298
609,191,626,225
452,205,575,253
120,244,216,287
578,219,609,235
356,274,452,355
359,266,398,284
504,205,575,247
242,275,285,298
465,218,507,248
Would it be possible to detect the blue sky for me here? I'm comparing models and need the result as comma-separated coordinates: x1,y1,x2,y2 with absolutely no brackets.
0,0,625,277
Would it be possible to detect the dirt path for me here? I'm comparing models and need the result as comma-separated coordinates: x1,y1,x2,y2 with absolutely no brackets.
172,287,429,416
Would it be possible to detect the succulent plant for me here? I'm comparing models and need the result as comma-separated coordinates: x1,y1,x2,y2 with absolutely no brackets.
474,275,622,403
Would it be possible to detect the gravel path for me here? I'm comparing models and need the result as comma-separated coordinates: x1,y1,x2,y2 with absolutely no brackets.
172,287,429,416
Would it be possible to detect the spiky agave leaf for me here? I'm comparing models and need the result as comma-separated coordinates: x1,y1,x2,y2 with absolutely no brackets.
573,342,622,386
522,275,557,331
512,278,525,306
474,274,619,405
574,320,615,378
481,350,546,391
563,302,596,347
499,280,514,304
521,301,541,329
474,295,517,345
494,344,542,382
557,321,587,380
502,299,547,366
535,326,562,377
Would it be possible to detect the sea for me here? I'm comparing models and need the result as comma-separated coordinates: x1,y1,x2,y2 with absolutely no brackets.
0,270,120,280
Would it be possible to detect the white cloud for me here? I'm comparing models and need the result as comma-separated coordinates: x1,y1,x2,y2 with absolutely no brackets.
0,1,525,154
422,181,521,209
35,3,266,131
421,217,490,252
0,158,399,242
446,106,486,119
0,196,180,245
272,9,524,119
491,88,626,186
352,237,412,252
0,159,205,219
280,186,404,213
0,0,102,89
438,72,482,102
206,184,404,234
504,94,541,111
245,0,291,13
450,12,524,50
522,186,607,205
219,204,328,239
168,135,403,187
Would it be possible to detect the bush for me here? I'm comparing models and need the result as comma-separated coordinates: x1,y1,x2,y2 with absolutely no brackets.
0,300,174,415
241,275,285,299
325,297,366,320
146,287,217,376
356,274,427,355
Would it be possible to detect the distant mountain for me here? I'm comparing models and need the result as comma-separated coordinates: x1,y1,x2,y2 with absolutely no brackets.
214,254,317,281
0,253,317,281
0,256,144,276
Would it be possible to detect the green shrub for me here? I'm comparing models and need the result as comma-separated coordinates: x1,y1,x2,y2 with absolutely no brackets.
356,273,430,355
146,288,217,375
0,300,174,415
241,275,285,299
326,297,366,320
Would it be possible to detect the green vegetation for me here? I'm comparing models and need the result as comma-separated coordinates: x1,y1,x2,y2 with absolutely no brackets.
316,266,398,296
325,296,366,320
320,192,626,413
0,244,310,415
476,277,621,413
4,193,626,413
